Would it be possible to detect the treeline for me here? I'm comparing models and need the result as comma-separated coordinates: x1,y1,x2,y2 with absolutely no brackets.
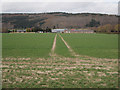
29,27,51,32
47,12,111,16
85,19,119,33
93,24,119,33
8,27,52,33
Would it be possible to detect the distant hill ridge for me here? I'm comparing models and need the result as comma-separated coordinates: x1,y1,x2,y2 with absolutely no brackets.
2,12,118,30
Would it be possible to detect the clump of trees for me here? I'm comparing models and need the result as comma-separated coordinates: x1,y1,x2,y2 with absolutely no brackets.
32,27,51,33
85,19,119,33
86,19,100,27
94,24,120,33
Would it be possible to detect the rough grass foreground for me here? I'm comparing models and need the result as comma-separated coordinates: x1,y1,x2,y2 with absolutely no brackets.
2,56,118,88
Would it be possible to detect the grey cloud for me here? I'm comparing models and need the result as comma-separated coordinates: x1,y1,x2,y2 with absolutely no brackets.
2,2,118,14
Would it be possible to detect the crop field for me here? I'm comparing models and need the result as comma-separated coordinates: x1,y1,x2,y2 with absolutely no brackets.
2,33,118,88
2,33,55,58
61,33,118,59
55,34,72,58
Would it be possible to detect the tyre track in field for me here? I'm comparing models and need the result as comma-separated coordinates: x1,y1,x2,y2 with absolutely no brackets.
50,34,57,57
58,34,79,57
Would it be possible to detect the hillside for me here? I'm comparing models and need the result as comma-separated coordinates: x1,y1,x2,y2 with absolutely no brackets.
2,12,118,30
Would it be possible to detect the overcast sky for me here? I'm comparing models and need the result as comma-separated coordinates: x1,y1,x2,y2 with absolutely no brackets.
1,0,119,15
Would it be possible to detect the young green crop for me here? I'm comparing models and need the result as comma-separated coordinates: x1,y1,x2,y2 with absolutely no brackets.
55,34,73,57
61,33,118,59
2,33,55,58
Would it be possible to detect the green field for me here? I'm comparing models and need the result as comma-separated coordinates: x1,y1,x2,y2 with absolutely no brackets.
2,33,118,88
61,33,118,59
55,34,72,58
2,33,55,58
2,33,118,59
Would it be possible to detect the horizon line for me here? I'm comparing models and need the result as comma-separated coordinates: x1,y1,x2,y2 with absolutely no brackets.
1,12,118,15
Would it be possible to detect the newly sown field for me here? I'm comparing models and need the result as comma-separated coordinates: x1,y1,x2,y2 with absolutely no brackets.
2,33,118,88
